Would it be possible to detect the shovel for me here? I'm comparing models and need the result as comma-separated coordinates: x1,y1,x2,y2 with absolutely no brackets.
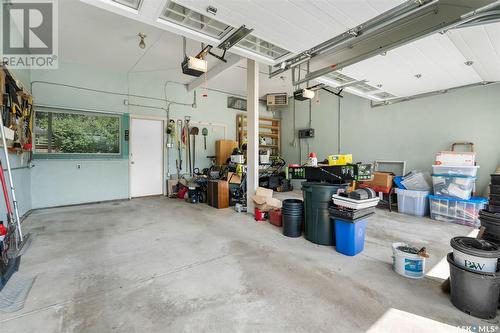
202,128,208,150
190,127,199,171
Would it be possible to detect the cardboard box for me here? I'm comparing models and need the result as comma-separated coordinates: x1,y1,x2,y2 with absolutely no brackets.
362,172,394,188
327,154,353,166
215,140,239,165
167,179,179,195
227,172,242,184
252,187,282,211
435,151,475,166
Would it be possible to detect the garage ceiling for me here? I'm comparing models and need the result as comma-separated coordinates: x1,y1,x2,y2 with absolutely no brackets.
72,0,500,100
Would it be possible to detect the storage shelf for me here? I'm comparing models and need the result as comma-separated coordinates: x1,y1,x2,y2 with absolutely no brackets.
236,115,281,156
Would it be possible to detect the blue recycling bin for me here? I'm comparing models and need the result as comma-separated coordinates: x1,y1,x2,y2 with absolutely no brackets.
334,218,368,256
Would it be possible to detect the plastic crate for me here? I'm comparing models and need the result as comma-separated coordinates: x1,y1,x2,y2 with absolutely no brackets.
429,195,487,228
432,174,476,200
395,189,430,217
432,165,479,177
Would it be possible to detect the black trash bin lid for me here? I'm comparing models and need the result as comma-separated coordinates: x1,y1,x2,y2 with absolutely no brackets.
450,237,500,259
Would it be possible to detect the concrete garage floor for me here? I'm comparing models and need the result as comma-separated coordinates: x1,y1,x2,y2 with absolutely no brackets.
1,196,498,333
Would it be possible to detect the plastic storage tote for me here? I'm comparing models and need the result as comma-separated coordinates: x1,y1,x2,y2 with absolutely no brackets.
334,218,367,256
395,189,430,217
432,165,479,177
432,174,476,200
429,195,487,228
400,172,432,191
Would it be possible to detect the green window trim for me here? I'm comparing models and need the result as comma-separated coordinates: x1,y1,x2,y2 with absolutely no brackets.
33,110,129,160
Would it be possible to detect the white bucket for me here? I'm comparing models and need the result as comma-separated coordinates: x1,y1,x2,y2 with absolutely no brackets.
392,242,426,279
452,249,498,273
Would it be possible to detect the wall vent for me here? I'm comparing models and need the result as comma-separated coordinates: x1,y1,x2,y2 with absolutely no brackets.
266,93,288,107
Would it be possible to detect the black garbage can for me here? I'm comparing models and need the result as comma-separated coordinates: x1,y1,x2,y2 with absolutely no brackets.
447,253,500,319
302,182,348,246
282,199,303,238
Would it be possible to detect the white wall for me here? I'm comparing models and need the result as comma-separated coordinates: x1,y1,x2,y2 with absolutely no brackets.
281,84,500,195
29,62,274,209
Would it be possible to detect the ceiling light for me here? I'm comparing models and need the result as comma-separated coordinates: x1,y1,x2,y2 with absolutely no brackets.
138,33,146,49
464,60,474,66
414,74,422,79
218,25,253,51
112,0,142,10
161,1,233,40
376,84,383,88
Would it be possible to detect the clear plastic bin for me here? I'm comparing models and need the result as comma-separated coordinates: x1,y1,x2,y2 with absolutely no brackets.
432,165,479,177
401,172,432,191
395,189,430,217
429,195,487,228
432,174,476,200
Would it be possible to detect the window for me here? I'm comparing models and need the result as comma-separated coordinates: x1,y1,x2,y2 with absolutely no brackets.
35,109,121,155
111,0,142,10
237,35,290,60
160,1,234,39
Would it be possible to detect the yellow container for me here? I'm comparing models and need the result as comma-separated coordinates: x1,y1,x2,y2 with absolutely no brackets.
327,154,353,166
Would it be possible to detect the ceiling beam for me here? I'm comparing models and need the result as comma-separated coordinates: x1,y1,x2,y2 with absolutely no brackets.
291,0,500,86
186,54,241,92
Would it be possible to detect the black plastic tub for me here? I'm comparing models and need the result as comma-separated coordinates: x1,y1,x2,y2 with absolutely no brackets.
283,215,302,237
282,199,304,215
491,185,500,195
481,210,500,244
491,193,500,200
487,205,500,214
282,199,303,238
447,253,500,319
491,200,500,207
492,174,500,186
328,205,375,221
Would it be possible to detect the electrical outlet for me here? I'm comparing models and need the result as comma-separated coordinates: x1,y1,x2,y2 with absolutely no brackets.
76,163,82,169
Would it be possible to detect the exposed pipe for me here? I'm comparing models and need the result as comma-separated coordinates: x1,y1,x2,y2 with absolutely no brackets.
370,81,499,108
337,96,341,154
31,81,195,107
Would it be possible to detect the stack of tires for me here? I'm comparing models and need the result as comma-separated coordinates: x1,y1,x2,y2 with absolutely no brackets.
282,199,304,238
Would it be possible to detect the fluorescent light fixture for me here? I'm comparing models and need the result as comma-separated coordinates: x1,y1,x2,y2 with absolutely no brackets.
218,25,253,50
237,34,290,60
112,0,142,10
161,1,234,40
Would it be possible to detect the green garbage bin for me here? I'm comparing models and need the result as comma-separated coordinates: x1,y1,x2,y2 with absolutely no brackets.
302,182,349,246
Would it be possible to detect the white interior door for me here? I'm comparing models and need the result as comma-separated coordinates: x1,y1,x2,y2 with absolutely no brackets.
130,118,164,197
